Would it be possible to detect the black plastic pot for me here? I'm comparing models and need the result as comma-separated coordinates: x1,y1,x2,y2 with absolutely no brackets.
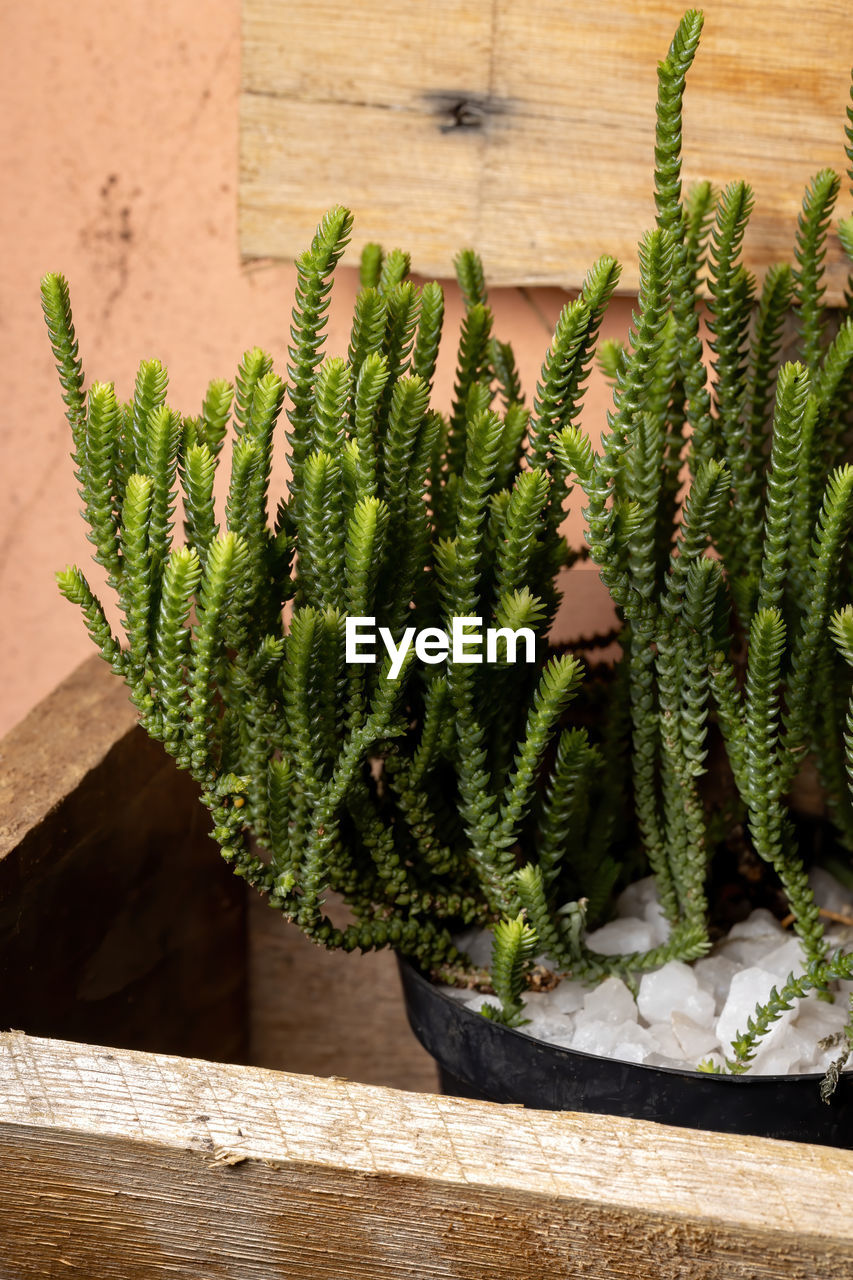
398,959,853,1148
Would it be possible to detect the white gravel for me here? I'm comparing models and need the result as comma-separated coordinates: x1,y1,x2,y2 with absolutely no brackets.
443,869,853,1075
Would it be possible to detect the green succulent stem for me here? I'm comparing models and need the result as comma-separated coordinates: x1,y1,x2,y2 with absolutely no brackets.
47,26,853,1053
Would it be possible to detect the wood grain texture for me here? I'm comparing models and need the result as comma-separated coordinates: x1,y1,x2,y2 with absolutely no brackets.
0,652,137,861
0,655,247,1063
1,1030,852,1278
248,889,439,1092
240,0,853,299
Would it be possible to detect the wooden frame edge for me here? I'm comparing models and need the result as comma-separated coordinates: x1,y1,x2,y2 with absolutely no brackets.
1,1030,851,1278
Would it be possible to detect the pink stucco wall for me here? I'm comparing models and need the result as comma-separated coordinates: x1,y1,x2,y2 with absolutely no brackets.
1,0,629,738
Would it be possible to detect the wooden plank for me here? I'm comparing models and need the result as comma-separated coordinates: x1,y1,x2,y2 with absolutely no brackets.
0,651,138,862
1,1031,852,1278
240,0,853,299
0,656,248,1063
248,889,439,1092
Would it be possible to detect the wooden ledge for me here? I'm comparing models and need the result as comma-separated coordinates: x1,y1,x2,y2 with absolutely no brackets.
0,653,137,862
1,1030,851,1278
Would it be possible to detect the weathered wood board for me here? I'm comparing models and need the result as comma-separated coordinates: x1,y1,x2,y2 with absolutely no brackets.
1,1030,852,1278
240,0,853,299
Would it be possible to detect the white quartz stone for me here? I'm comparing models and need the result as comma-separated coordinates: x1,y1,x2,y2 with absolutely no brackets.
726,909,785,941
611,1024,659,1065
717,911,786,967
521,990,547,1014
524,1011,575,1045
585,917,656,956
570,1017,621,1058
758,936,807,983
540,1030,576,1049
643,900,671,946
615,876,659,918
646,1021,684,1061
794,993,850,1047
716,935,781,968
715,967,793,1056
750,1025,813,1075
546,979,587,1016
572,1017,656,1065
464,992,499,1013
637,961,716,1026
671,1011,720,1061
582,976,638,1025
693,954,740,1013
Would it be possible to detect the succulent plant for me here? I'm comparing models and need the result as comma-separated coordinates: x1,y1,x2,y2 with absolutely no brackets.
46,10,853,1075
